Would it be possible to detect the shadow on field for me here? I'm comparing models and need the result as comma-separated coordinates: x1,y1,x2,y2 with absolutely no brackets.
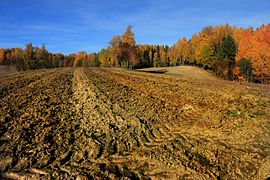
135,69,167,74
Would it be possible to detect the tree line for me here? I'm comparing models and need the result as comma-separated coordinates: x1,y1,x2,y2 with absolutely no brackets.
168,24,270,83
0,23,269,83
0,43,100,70
99,24,270,83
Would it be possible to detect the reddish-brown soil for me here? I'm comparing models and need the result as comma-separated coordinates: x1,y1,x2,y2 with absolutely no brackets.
0,67,269,179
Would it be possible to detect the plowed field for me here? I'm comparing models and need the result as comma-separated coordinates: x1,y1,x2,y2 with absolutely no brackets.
0,67,270,179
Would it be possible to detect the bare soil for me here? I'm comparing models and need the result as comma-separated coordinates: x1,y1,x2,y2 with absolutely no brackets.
0,67,269,179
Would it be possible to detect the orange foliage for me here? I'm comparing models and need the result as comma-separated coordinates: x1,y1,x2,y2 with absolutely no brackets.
236,24,270,83
0,48,5,64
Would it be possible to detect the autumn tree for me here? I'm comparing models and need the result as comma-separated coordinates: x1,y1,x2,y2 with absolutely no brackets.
249,24,270,83
188,33,200,65
5,49,15,65
99,49,110,67
23,43,34,69
237,58,252,81
11,48,25,71
149,49,154,66
46,53,54,68
171,37,189,65
194,26,214,66
0,48,24,69
120,25,138,68
159,46,168,66
0,48,5,64
236,24,270,83
51,53,64,68
36,44,49,69
83,53,99,67
153,52,160,67
104,26,138,68
169,45,177,66
64,54,76,67
200,45,216,69
74,51,87,67
109,35,122,66
137,45,151,67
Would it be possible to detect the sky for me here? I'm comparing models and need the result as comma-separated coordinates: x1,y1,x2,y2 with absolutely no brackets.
0,0,270,54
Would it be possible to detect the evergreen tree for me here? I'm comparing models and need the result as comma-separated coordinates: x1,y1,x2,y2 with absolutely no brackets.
217,35,237,80
238,58,252,82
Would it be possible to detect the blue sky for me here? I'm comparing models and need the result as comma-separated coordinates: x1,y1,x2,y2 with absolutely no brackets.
0,0,270,54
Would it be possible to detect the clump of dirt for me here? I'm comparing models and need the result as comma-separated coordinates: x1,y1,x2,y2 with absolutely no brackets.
0,67,269,179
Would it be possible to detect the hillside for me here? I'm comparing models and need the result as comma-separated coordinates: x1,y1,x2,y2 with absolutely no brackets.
0,67,269,179
137,66,218,80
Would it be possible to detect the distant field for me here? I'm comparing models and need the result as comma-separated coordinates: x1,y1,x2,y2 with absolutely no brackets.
137,66,217,80
0,67,270,179
0,65,17,77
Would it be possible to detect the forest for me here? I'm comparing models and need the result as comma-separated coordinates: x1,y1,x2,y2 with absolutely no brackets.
0,23,269,83
1,23,270,178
